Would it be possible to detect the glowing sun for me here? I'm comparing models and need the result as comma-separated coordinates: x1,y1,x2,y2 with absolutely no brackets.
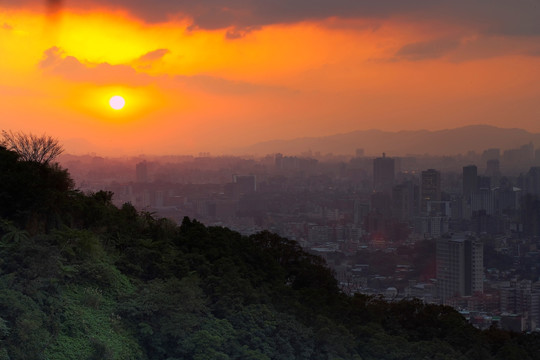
109,95,125,110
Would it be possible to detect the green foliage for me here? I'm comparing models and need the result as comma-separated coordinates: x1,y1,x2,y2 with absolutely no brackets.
43,286,143,360
1,154,540,360
0,288,51,359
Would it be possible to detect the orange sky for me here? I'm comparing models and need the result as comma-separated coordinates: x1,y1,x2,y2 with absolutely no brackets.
1,1,539,155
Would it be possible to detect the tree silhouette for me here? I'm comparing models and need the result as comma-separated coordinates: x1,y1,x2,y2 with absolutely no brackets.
1,130,63,164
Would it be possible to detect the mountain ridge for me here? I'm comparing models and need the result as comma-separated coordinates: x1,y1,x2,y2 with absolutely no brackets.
233,125,540,156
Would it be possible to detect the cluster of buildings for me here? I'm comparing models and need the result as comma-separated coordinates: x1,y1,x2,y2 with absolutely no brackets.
61,142,540,332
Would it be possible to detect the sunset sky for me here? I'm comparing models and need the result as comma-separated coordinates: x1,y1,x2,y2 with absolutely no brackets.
1,0,539,155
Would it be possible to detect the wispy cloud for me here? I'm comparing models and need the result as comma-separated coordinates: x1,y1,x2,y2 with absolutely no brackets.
394,39,460,61
39,46,153,85
131,48,170,69
175,74,293,95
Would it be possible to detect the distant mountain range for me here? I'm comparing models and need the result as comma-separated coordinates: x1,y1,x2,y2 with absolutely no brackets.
234,125,540,157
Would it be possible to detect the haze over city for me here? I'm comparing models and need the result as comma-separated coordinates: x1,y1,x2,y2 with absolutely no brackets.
5,1,540,358
1,0,539,155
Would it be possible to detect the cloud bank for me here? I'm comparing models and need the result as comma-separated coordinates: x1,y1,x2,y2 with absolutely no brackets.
3,0,540,36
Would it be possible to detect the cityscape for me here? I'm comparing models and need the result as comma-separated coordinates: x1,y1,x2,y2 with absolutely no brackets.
61,139,540,333
2,0,540,358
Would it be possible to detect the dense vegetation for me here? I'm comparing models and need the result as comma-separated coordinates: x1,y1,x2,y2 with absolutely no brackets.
1,145,540,360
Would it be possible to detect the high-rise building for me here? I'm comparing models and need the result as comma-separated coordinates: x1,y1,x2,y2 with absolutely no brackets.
370,192,392,218
420,169,441,214
416,216,449,239
136,161,148,183
494,186,520,216
477,175,491,190
275,153,283,169
502,143,534,171
525,167,540,197
499,280,540,331
373,153,395,194
481,148,500,163
463,165,478,197
485,159,500,178
436,235,483,302
353,200,370,225
232,174,257,194
392,181,415,221
471,189,494,215
462,165,477,219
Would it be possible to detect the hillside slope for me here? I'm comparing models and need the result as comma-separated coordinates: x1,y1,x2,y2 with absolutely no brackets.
0,145,539,360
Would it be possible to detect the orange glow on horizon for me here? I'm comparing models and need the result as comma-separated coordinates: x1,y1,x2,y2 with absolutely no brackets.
0,6,539,155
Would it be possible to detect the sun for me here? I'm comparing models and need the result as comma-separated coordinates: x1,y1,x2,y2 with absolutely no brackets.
109,95,125,110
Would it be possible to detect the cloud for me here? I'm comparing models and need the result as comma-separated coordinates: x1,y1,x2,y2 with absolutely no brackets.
3,1,540,37
37,47,288,96
394,39,460,61
442,35,540,62
136,48,169,62
39,46,153,85
73,0,540,37
175,74,293,95
131,48,170,69
225,26,261,40
2,23,12,30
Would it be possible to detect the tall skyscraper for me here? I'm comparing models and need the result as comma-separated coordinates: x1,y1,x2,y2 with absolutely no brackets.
462,165,478,197
436,235,483,302
525,167,540,197
420,169,441,214
392,181,415,221
461,165,477,219
373,153,395,194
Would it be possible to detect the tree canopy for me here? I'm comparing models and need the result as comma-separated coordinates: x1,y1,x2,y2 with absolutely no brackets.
1,130,63,164
0,149,539,360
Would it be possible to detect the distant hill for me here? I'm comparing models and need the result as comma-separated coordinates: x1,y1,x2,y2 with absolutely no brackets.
234,125,540,156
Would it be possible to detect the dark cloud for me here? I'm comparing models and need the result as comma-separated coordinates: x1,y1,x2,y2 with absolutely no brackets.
395,39,460,61
81,0,540,37
225,26,260,40
89,0,428,28
2,0,540,36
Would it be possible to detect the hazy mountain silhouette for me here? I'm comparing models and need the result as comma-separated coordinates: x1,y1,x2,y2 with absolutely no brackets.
235,125,540,156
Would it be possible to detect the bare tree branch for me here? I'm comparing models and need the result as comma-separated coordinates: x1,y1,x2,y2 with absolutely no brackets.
1,130,63,164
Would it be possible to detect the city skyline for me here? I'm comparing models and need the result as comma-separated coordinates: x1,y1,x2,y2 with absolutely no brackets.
1,1,539,155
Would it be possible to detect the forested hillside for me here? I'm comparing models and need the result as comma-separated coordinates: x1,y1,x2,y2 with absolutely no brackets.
1,145,539,360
